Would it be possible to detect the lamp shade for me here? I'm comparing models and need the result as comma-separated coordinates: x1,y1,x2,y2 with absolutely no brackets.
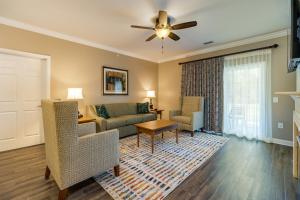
146,90,156,98
67,88,83,99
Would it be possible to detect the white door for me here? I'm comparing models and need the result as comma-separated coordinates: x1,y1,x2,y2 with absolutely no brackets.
0,53,48,152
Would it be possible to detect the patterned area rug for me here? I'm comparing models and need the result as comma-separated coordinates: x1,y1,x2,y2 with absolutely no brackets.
94,132,229,200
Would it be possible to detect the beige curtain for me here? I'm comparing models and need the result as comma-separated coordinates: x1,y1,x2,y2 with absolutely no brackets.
181,57,224,132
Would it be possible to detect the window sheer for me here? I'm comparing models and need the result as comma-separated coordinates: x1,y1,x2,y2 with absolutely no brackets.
223,49,272,141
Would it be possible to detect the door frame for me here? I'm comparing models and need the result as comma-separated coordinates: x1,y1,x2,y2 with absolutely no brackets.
0,48,51,144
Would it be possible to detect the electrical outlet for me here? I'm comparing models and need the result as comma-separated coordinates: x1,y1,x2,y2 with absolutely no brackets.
273,96,279,103
278,122,284,129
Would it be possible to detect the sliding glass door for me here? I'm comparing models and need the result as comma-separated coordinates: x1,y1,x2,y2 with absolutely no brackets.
223,50,272,141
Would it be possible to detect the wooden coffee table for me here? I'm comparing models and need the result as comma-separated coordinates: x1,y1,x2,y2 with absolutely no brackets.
134,120,178,153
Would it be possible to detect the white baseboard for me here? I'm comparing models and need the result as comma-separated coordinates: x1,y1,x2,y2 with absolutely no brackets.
271,138,293,147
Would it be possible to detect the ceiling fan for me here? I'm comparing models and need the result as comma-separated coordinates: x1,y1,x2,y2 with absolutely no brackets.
131,10,197,42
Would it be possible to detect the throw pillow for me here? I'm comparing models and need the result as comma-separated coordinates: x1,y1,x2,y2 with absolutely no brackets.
95,105,110,119
137,102,149,114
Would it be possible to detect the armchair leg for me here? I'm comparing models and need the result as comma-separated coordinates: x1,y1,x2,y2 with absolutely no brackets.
114,165,120,177
45,166,51,180
191,131,195,137
58,188,68,200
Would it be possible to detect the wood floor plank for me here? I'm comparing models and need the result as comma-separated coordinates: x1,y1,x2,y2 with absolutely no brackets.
0,136,298,200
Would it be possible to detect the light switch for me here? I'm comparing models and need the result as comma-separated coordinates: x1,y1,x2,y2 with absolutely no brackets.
273,96,279,103
278,122,283,129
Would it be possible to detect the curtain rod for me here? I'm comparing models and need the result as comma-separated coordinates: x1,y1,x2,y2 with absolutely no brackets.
178,44,279,65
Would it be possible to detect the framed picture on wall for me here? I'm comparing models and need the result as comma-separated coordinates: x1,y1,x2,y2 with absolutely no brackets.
103,66,128,95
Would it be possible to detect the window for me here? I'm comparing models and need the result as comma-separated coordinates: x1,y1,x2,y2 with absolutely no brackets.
223,50,272,141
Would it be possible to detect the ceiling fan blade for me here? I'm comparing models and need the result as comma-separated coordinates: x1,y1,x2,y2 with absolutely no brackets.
171,21,197,30
131,25,155,30
146,34,157,41
168,32,180,41
158,10,168,27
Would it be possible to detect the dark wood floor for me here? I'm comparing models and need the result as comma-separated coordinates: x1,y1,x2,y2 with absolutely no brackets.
0,135,299,200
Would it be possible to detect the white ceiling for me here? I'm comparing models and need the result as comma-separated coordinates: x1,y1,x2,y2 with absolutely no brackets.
0,0,290,62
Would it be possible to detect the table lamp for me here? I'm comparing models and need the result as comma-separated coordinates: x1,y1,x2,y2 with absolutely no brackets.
146,90,156,110
67,88,83,118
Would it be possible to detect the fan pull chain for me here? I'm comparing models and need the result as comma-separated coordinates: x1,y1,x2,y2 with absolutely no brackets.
161,38,164,55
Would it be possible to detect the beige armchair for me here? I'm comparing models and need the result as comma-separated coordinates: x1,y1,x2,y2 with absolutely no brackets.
169,96,204,136
41,100,120,200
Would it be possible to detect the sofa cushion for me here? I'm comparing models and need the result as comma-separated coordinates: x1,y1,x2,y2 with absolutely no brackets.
95,105,110,119
118,125,137,138
141,113,156,122
172,115,192,125
106,117,127,129
106,114,156,130
102,103,137,117
122,115,143,125
137,102,149,114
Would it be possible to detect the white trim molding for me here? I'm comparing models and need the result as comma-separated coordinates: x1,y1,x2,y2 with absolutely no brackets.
158,29,288,63
0,17,155,63
0,47,50,59
271,138,293,147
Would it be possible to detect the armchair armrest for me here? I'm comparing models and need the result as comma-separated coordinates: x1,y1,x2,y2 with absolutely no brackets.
78,129,120,168
77,122,96,137
169,110,181,120
192,111,204,130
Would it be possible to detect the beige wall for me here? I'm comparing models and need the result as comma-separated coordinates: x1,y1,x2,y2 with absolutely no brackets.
0,24,158,113
158,36,295,141
0,24,294,141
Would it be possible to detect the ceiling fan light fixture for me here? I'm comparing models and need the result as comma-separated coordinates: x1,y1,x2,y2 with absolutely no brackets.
131,10,197,44
155,28,170,39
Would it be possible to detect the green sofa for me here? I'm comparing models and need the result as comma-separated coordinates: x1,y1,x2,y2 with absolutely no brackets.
87,103,157,138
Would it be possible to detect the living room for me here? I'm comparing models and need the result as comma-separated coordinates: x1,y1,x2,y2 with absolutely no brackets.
0,0,299,200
